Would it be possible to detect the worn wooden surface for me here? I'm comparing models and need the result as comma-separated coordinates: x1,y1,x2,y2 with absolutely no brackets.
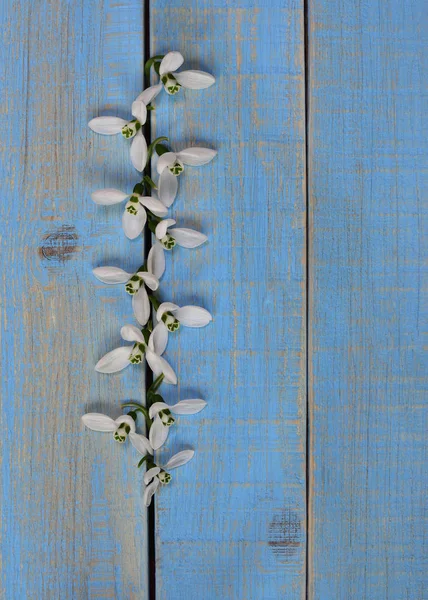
151,2,307,599
1,0,427,598
0,0,149,597
308,0,427,598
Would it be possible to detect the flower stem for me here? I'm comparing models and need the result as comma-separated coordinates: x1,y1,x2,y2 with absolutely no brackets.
148,294,161,311
122,403,152,430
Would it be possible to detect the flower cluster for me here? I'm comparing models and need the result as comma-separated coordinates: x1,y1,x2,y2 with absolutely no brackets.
83,52,216,506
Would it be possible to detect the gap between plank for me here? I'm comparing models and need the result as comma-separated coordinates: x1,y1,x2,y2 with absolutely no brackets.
143,1,156,598
304,0,311,598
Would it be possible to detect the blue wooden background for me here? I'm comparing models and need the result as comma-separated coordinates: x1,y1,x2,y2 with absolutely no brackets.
0,0,426,599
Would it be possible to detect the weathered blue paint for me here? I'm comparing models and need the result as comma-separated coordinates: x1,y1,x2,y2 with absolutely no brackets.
151,2,307,599
308,0,427,598
0,0,149,597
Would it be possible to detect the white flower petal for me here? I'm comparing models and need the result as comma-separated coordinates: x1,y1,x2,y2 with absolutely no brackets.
174,306,212,327
91,188,129,205
115,415,136,433
177,147,217,166
139,272,159,291
92,266,132,284
170,399,207,415
147,243,166,280
81,413,116,432
148,322,168,355
164,449,195,470
136,84,162,106
159,51,184,76
148,402,169,419
156,152,177,174
149,416,169,450
156,302,180,322
174,70,215,89
144,466,161,485
129,432,153,455
88,116,128,135
131,100,147,124
120,325,145,344
132,286,150,326
155,219,176,240
145,348,177,385
139,195,168,217
130,130,148,171
122,205,147,239
169,228,207,248
95,346,131,373
143,478,160,507
158,169,178,207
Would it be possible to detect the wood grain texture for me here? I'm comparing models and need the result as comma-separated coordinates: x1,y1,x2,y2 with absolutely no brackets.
150,2,307,599
0,0,149,597
308,0,427,598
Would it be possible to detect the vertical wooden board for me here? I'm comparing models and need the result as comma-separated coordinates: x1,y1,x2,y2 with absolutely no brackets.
309,0,427,598
0,1,149,597
151,2,306,599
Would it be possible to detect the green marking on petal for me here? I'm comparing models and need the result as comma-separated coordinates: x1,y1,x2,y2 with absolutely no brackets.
160,234,176,250
161,73,182,95
159,409,175,427
161,312,180,332
158,470,172,484
121,119,140,139
168,160,184,176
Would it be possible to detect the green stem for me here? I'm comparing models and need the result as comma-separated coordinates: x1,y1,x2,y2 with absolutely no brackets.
137,455,155,469
147,136,169,161
144,55,165,79
122,403,152,430
148,294,161,311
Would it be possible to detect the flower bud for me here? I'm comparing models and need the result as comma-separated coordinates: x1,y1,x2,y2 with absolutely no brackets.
121,119,141,139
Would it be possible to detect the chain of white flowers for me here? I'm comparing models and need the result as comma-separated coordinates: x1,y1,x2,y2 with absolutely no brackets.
82,52,216,507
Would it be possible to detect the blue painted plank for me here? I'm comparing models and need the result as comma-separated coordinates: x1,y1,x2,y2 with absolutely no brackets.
0,0,149,596
150,2,307,599
308,0,427,597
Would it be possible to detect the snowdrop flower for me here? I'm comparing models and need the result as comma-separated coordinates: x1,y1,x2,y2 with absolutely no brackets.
156,302,212,333
149,399,207,450
154,218,207,250
81,412,153,454
157,147,217,208
142,450,195,507
95,324,177,385
88,85,161,171
158,51,215,96
91,186,167,240
93,262,159,326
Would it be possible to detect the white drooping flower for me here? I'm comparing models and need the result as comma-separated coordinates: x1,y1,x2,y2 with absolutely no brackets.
142,450,195,507
148,399,207,450
91,187,167,240
93,263,158,326
156,302,212,333
88,85,161,171
154,218,207,251
81,412,153,454
95,323,177,385
158,51,215,96
157,147,217,208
